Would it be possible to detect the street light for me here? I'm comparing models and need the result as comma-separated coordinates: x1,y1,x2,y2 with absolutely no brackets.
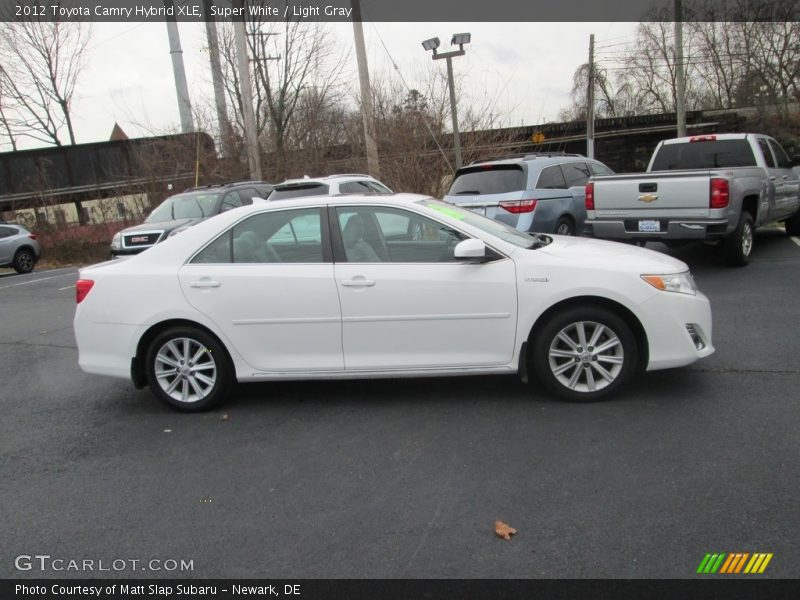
422,32,471,170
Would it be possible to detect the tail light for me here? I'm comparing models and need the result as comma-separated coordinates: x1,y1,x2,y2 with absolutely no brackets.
585,182,595,210
710,178,729,209
499,199,537,214
28,233,37,240
76,279,94,304
690,135,717,142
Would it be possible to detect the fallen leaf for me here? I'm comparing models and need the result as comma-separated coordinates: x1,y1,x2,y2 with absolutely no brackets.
494,520,517,540
221,414,229,421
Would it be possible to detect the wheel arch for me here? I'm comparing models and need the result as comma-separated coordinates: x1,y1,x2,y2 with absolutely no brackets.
132,318,235,389
523,295,649,373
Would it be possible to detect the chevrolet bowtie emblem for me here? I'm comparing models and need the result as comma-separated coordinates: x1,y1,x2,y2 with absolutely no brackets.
638,194,659,203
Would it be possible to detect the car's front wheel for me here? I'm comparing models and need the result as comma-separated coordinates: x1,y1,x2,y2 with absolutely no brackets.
531,306,638,401
145,326,233,412
13,248,36,273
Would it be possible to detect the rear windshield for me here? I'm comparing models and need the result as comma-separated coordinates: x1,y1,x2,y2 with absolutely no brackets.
146,192,219,223
651,139,757,170
448,165,526,196
269,184,329,200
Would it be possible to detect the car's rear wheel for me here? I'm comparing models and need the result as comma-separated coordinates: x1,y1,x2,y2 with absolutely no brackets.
13,248,36,273
784,209,800,237
531,306,638,401
145,326,232,412
723,211,754,267
555,217,575,236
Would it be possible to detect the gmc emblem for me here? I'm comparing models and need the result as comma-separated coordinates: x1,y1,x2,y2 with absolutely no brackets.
130,236,149,243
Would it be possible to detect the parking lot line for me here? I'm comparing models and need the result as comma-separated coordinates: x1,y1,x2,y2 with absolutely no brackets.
58,285,76,291
0,271,78,290
790,236,800,248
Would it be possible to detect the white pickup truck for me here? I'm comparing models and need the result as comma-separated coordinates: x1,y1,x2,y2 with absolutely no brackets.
585,133,800,266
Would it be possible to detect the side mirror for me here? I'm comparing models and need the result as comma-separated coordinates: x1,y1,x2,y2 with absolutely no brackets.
454,238,488,262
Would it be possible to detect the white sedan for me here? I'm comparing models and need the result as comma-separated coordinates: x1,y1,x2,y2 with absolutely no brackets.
74,194,714,411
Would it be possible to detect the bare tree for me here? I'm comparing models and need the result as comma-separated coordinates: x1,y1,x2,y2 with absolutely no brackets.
0,17,91,147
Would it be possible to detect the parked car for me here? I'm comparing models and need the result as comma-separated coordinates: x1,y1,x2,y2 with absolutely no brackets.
443,153,615,236
75,194,714,412
110,181,274,257
0,221,41,273
585,133,800,266
268,174,392,200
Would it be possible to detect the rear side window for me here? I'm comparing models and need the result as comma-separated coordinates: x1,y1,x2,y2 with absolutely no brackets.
448,165,525,195
0,226,16,238
269,184,329,200
536,165,567,189
561,162,591,187
757,138,776,168
651,139,757,170
589,162,614,176
340,181,374,194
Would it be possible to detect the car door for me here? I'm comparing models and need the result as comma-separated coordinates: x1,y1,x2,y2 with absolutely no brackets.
0,226,16,264
178,207,343,373
767,138,799,219
756,137,787,220
331,205,518,371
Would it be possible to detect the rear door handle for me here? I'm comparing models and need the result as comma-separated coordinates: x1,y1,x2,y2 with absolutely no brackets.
190,279,221,288
341,279,375,288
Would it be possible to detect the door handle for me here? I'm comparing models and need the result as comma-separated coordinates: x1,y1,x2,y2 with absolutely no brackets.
341,279,375,287
190,279,221,288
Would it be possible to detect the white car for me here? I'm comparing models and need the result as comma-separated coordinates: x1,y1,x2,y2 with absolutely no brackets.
74,194,714,412
268,174,392,200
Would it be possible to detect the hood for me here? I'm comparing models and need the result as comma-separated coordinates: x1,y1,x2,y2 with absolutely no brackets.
535,235,689,273
118,218,201,234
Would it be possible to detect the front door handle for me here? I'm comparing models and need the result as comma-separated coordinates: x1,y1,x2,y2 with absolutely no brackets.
341,279,375,288
190,279,221,288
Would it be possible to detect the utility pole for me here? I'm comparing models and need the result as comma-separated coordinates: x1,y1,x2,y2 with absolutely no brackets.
164,0,194,133
587,33,595,159
233,3,262,180
444,56,463,170
674,0,687,137
203,0,232,156
351,0,380,177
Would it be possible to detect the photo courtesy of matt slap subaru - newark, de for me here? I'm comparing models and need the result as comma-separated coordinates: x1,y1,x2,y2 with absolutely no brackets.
74,194,713,411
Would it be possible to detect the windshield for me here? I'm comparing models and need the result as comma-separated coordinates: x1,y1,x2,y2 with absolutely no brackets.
416,198,550,249
146,193,220,223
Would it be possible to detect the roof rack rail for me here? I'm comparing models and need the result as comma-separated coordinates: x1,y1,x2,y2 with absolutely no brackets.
523,152,584,158
467,152,585,165
326,173,372,179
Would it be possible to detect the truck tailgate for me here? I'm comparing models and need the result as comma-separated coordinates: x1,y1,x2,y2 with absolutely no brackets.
594,171,712,216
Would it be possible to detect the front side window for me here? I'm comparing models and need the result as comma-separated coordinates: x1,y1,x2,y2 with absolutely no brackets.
192,208,324,264
221,190,243,211
335,206,467,263
758,138,776,168
768,139,792,169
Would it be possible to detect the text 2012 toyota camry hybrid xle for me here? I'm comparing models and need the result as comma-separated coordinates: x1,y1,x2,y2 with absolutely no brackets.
73,194,713,411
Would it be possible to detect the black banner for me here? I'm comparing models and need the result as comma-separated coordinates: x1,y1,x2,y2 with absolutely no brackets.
4,579,800,600
3,0,799,23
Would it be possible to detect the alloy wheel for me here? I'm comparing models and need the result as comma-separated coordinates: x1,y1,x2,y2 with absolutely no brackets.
547,320,625,393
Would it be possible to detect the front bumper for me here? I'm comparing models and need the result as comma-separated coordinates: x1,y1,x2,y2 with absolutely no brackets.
587,218,731,241
639,289,714,371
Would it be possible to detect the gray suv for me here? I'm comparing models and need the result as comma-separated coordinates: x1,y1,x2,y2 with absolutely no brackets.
0,222,41,273
444,153,614,236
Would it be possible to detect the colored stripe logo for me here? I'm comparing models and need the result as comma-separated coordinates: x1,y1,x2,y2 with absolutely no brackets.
697,553,773,574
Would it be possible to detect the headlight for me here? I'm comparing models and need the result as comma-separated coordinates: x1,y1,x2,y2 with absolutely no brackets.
110,232,122,250
168,226,190,238
641,271,697,295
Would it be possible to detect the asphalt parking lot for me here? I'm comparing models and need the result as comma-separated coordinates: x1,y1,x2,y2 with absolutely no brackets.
2,230,799,579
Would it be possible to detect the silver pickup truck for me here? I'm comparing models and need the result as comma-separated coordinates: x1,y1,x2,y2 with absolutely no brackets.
585,133,800,266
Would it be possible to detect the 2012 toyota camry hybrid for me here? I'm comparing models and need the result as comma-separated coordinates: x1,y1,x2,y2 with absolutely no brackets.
73,194,714,411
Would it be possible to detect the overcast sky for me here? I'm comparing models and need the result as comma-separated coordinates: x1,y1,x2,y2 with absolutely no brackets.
59,21,638,148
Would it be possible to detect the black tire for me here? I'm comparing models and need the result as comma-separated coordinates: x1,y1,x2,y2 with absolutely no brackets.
13,248,36,274
531,306,639,402
784,209,800,237
145,326,233,412
555,217,575,236
722,211,754,267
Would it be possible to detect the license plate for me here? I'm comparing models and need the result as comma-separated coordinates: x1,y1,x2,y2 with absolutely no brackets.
470,207,486,216
638,220,660,232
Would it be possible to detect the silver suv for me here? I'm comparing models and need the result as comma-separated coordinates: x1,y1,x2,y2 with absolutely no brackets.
444,153,614,236
0,221,41,273
268,174,392,200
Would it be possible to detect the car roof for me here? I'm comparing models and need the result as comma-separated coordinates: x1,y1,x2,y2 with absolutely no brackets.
461,153,599,171
275,174,377,186
183,180,274,192
242,192,429,211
